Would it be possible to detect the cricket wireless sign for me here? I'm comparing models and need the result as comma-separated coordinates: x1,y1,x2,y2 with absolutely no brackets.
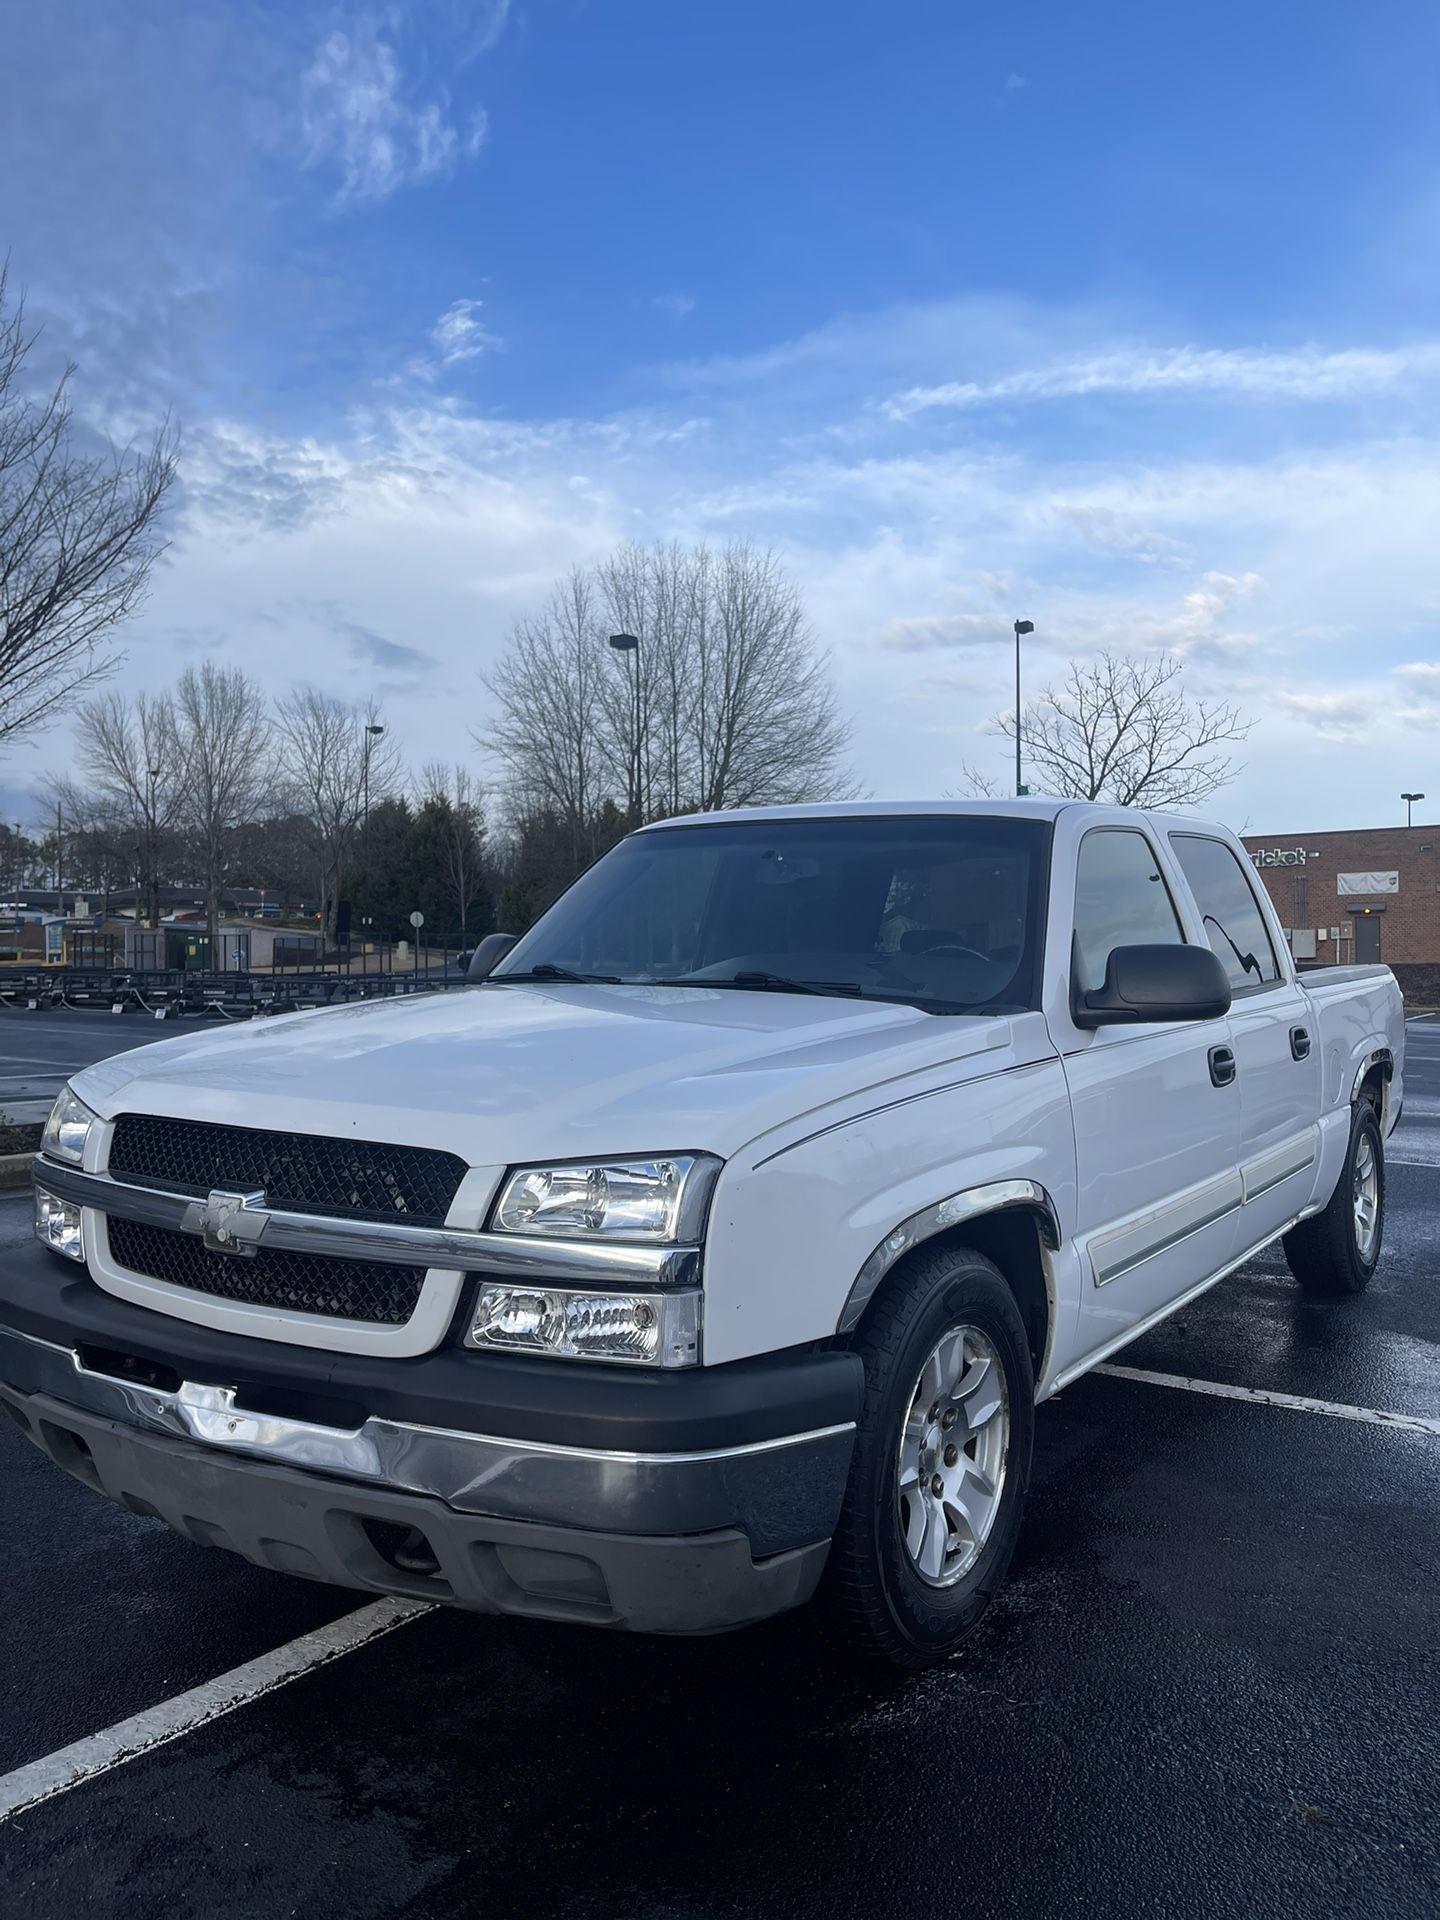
1249,848,1321,867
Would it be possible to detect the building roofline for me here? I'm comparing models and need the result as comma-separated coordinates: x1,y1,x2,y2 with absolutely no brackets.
1242,825,1435,841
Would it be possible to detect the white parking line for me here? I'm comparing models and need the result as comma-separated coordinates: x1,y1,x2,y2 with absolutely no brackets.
1097,1364,1440,1435
0,1596,432,1825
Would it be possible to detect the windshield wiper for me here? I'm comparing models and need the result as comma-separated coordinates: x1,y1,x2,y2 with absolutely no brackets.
719,971,865,998
496,962,622,984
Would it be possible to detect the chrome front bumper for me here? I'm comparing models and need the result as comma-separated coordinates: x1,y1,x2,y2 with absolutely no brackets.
0,1321,854,1558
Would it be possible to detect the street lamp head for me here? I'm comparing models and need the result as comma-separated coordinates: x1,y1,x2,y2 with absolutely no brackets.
1014,619,1034,637
366,724,385,738
1402,791,1424,801
608,633,640,652
148,766,161,779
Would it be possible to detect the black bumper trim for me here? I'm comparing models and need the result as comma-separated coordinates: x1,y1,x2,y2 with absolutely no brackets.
5,1390,830,1634
0,1241,863,1453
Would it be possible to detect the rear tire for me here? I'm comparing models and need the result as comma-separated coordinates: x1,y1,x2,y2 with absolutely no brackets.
1283,1102,1385,1295
819,1244,1034,1668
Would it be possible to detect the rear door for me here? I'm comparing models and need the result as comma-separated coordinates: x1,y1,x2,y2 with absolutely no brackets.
1168,831,1324,1250
1049,816,1244,1358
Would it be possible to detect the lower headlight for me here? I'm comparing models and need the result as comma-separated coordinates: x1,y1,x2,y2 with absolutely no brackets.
35,1189,85,1262
464,1284,701,1368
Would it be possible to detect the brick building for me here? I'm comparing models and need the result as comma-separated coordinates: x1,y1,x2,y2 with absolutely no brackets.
1241,825,1440,1002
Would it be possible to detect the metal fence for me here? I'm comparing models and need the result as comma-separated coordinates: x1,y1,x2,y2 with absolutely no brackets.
0,956,468,1020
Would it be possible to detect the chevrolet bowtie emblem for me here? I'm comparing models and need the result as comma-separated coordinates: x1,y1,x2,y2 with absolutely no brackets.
184,1188,270,1256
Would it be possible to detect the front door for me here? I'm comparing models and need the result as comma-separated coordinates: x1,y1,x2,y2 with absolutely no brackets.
1054,823,1244,1360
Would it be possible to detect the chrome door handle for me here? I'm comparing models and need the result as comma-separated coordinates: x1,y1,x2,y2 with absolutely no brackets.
1208,1045,1237,1088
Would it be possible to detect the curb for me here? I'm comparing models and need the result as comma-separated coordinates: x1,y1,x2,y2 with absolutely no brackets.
0,1153,34,1192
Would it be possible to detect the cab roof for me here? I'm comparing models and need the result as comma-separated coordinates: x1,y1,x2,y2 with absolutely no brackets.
638,798,1226,834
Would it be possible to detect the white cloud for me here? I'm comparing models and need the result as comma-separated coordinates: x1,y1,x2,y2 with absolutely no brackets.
1052,503,1191,567
1267,689,1378,739
653,291,697,323
299,21,490,204
886,341,1440,420
431,299,502,365
1005,73,1028,91
9,272,1439,838
877,613,1011,653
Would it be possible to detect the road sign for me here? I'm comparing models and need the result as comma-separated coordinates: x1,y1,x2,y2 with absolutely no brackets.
409,910,425,929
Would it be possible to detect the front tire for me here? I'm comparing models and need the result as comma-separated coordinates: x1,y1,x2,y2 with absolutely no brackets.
1283,1101,1385,1295
819,1244,1034,1667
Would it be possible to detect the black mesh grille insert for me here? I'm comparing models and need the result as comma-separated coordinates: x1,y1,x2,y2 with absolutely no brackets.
106,1216,425,1326
108,1114,465,1226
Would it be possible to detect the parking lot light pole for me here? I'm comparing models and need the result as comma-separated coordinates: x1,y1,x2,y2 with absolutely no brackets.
1013,620,1034,796
146,765,160,929
1402,790,1425,828
362,723,385,941
609,633,641,825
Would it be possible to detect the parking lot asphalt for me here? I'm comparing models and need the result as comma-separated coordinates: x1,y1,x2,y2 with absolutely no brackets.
1,1012,1437,1919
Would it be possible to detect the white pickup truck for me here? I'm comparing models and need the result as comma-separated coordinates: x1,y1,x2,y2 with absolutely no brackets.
2,801,1403,1665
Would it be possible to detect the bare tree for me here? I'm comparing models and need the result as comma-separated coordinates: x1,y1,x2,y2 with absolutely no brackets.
946,764,1003,799
274,689,399,944
171,663,273,949
39,776,132,913
996,651,1250,809
69,690,184,926
420,762,487,945
0,267,177,746
482,567,611,873
481,541,855,869
690,544,853,811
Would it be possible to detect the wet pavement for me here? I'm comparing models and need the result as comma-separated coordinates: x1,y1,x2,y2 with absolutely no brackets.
1,1014,1437,1919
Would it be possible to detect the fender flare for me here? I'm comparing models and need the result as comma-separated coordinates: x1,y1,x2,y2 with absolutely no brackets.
835,1178,1062,1336
1350,1046,1393,1105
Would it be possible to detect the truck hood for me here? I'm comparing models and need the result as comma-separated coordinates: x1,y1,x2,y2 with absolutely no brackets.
72,983,1026,1169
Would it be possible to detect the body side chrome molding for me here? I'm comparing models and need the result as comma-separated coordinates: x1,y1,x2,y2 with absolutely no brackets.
33,1158,700,1287
1087,1170,1243,1289
1240,1131,1317,1204
1046,1217,1302,1398
836,1178,1061,1336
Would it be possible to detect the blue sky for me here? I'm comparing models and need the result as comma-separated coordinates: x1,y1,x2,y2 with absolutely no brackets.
2,0,1439,831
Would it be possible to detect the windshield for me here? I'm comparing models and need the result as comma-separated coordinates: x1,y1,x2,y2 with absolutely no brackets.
492,815,1050,1014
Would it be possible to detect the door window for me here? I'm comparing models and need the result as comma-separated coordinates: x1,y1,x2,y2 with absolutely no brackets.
1072,829,1186,995
1169,834,1281,992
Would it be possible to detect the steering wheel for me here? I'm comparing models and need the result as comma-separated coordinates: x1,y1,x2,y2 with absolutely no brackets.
913,943,991,966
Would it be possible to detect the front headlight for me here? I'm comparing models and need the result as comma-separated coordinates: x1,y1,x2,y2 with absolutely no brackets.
41,1087,100,1167
465,1283,701,1367
35,1189,85,1262
491,1155,719,1242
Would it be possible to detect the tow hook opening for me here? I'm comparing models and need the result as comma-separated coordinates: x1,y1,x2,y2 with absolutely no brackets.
77,1345,183,1395
361,1516,443,1579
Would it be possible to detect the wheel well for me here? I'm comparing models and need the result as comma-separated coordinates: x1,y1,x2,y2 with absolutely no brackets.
1356,1061,1388,1120
855,1208,1051,1380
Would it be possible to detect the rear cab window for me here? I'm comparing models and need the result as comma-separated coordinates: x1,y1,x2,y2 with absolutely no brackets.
1169,833,1282,994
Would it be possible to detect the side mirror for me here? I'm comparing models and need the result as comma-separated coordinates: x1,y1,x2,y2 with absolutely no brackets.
1073,943,1231,1028
467,933,518,982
